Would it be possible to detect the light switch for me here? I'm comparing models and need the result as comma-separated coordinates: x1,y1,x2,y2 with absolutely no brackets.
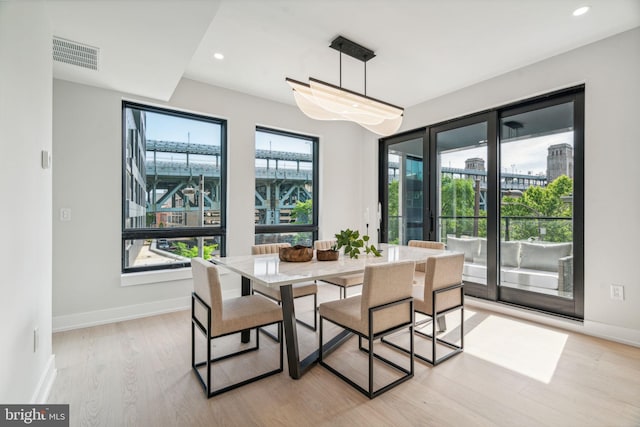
41,150,51,169
60,208,71,221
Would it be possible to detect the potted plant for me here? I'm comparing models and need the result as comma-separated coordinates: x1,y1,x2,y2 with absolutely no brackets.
316,246,339,261
334,228,382,259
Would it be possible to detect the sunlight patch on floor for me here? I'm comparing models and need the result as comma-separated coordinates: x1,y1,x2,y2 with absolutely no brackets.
464,314,568,383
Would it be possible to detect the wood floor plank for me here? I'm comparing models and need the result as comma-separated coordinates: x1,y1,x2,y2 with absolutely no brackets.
48,290,640,427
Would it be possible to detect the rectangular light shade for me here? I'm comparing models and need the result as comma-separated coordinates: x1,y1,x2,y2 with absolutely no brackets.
286,77,403,136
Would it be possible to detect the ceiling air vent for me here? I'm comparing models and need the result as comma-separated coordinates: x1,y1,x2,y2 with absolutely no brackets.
53,36,99,70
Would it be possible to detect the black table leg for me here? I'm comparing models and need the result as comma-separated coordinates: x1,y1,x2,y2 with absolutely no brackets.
239,276,351,379
281,283,351,379
280,284,302,379
241,276,251,343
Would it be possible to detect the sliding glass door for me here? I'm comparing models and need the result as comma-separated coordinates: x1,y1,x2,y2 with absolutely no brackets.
379,130,427,245
378,87,584,318
498,93,584,317
431,115,493,299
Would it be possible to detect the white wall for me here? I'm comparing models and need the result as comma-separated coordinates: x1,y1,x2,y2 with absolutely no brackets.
0,1,56,402
392,28,640,343
52,26,640,345
52,78,368,328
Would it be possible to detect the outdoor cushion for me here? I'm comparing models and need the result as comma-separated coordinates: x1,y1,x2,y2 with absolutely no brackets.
446,237,480,262
519,242,572,272
501,241,521,268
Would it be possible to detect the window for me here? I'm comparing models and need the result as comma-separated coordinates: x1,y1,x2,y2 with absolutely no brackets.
122,102,226,273
254,127,318,245
380,86,584,319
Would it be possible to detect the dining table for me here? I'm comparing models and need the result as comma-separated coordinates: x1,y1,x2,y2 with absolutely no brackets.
210,243,449,379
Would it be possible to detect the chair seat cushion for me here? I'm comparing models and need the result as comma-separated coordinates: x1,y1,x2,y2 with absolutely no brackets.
253,282,317,301
322,273,363,288
319,295,411,336
319,295,363,333
412,285,461,316
216,295,283,337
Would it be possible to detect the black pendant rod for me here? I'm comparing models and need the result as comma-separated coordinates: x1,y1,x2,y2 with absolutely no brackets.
363,55,367,96
339,45,342,88
330,36,375,94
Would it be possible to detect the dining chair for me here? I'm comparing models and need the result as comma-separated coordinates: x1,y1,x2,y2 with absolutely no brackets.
408,239,445,282
314,239,364,299
384,252,465,365
191,257,283,398
251,243,318,341
318,260,415,399
408,239,448,332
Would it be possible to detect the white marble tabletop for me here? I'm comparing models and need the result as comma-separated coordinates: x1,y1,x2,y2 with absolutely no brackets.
211,243,449,287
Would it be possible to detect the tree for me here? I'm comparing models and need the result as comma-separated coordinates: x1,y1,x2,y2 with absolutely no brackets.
173,242,218,259
388,180,399,218
440,176,484,237
291,199,312,224
388,180,400,243
501,175,573,242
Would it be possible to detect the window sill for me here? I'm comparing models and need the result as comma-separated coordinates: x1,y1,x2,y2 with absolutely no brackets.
121,267,192,287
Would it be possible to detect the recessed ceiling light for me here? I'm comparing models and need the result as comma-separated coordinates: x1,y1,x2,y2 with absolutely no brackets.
573,6,590,16
213,52,224,60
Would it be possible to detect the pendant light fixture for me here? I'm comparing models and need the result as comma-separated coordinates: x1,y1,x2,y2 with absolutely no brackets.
286,36,404,136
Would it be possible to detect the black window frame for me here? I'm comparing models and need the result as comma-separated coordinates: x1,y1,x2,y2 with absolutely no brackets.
379,85,584,319
254,126,319,244
121,101,227,273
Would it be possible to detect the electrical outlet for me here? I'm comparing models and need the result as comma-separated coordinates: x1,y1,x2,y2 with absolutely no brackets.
610,284,624,301
33,328,39,352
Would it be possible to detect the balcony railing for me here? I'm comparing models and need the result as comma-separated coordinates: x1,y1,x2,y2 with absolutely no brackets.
438,215,572,242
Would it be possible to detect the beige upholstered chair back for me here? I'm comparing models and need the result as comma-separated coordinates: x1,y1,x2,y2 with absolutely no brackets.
408,240,445,250
314,239,336,250
251,242,291,255
191,257,224,328
360,260,415,333
408,240,446,272
421,253,464,314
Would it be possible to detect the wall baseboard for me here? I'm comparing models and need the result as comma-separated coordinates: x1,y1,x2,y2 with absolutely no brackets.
31,355,56,404
53,287,241,333
466,297,640,348
582,319,640,348
52,291,639,348
53,297,190,332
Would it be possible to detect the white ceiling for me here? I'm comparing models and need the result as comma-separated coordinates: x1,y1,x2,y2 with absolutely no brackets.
48,0,640,107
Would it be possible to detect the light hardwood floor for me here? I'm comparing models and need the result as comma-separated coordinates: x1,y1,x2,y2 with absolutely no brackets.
49,284,640,427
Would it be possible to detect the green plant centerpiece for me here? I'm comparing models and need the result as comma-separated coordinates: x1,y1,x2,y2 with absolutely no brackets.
334,228,382,259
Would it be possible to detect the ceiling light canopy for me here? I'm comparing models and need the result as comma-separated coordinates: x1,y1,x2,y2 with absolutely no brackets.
286,36,404,136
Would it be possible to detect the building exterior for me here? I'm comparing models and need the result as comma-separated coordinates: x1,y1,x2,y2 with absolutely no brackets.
547,143,574,182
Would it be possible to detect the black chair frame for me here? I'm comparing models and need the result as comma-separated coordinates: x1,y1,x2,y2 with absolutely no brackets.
319,297,414,399
383,282,464,365
191,292,283,398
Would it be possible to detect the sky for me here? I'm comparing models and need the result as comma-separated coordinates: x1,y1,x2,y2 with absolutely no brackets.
145,111,221,146
144,109,571,174
145,111,311,154
441,131,573,175
255,130,312,154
